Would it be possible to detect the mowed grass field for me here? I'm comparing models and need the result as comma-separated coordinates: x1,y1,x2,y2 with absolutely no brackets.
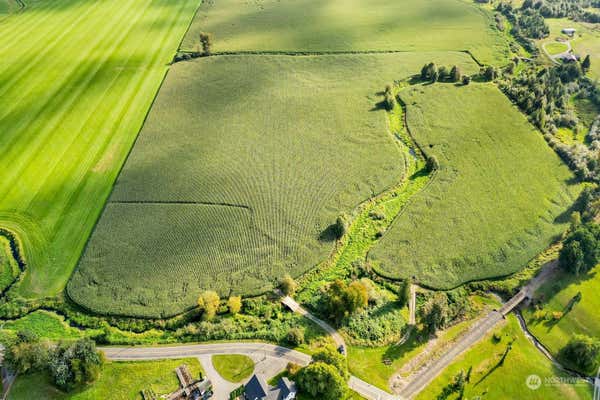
368,84,579,289
68,52,480,317
416,315,593,400
0,0,200,298
180,0,510,65
522,264,600,372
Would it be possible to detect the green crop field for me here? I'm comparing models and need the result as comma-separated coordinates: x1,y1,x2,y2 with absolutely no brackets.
68,52,480,318
368,84,579,289
416,315,593,400
0,0,18,14
180,0,510,65
0,0,199,299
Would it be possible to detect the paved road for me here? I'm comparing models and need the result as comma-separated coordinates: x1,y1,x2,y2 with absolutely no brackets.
280,295,346,349
102,343,312,365
349,376,400,400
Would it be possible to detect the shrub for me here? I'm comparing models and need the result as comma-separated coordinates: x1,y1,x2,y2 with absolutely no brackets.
559,223,600,275
199,32,213,55
559,335,600,374
296,362,347,400
450,65,461,82
286,327,305,346
325,280,368,323
462,75,471,85
312,345,349,379
280,274,298,296
4,330,49,374
427,155,440,171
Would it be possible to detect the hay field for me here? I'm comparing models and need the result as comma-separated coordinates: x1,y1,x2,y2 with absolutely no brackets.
0,0,200,297
68,53,480,317
368,84,579,289
181,0,510,65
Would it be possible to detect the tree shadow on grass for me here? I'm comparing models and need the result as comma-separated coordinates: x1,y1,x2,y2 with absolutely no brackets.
381,328,424,363
318,224,339,243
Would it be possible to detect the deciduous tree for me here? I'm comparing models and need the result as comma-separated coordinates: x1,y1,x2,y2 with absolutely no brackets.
198,290,220,321
227,296,242,315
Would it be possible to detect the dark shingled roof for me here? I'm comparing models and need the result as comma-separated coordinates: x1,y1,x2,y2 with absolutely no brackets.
245,375,268,400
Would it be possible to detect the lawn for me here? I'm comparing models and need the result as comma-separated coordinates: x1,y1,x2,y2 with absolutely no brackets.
416,315,593,400
368,83,579,289
180,0,510,65
522,263,600,373
212,354,254,383
544,41,569,55
0,0,200,299
8,358,204,400
68,52,480,318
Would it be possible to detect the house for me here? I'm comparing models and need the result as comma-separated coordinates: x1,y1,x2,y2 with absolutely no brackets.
557,53,579,63
562,28,576,36
244,374,297,400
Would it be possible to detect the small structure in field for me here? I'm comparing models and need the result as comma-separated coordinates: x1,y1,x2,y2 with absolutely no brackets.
562,28,576,36
163,364,212,400
243,374,297,400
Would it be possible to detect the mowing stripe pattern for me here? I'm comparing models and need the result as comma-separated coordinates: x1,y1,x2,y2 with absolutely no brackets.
0,0,201,297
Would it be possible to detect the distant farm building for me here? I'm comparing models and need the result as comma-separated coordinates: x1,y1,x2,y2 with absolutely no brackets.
557,53,579,63
562,28,576,36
